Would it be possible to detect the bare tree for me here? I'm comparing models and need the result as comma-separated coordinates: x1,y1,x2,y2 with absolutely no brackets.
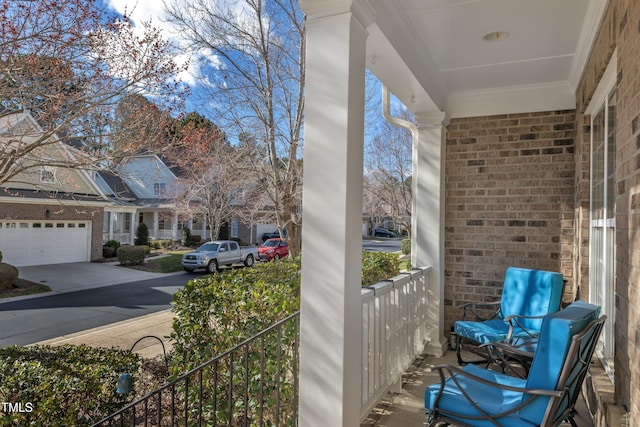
166,113,261,241
163,0,305,256
364,109,413,234
0,0,186,189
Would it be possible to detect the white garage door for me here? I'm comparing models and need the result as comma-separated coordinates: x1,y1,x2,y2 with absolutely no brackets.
0,220,91,267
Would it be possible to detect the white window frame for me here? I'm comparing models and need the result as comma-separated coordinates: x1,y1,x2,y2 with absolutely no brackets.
40,166,56,184
231,218,239,238
153,182,166,197
586,51,617,377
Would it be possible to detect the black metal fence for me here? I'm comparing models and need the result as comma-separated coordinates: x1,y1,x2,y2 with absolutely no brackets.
92,312,300,427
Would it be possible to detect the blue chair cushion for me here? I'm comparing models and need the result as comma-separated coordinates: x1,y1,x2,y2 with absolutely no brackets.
500,267,563,331
455,318,510,344
424,364,537,427
519,301,601,425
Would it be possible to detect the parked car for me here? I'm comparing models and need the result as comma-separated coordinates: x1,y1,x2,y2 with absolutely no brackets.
181,240,257,273
372,228,398,238
258,238,289,261
261,229,288,242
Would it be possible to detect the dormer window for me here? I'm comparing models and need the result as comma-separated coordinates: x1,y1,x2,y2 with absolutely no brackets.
154,182,166,197
40,166,56,184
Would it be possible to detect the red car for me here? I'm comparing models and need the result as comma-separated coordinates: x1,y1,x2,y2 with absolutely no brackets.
258,238,289,261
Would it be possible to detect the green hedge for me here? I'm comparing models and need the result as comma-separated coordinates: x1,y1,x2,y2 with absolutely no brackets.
0,345,140,427
171,259,301,371
117,245,146,266
169,253,398,424
401,238,411,255
362,251,400,286
170,260,300,425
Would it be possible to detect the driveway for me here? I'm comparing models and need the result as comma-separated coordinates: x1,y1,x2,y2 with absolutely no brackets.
16,261,177,296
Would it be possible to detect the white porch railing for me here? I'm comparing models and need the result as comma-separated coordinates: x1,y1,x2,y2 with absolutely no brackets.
103,233,133,244
360,266,432,421
152,230,176,240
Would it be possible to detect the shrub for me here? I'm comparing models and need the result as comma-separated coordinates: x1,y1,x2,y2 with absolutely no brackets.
102,246,116,258
0,345,140,427
170,252,399,424
0,250,3,262
139,244,151,255
181,227,192,247
0,262,19,290
361,251,400,286
171,259,301,369
150,239,173,250
117,245,146,266
105,240,121,250
170,260,301,424
191,234,201,244
401,238,411,255
134,222,149,246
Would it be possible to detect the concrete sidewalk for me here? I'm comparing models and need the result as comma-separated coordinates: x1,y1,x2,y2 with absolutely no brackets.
35,308,175,360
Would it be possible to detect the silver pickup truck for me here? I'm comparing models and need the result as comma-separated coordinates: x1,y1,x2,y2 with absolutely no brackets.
181,240,257,273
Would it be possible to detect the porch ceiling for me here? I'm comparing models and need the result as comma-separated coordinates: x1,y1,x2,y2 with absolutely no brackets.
365,0,606,118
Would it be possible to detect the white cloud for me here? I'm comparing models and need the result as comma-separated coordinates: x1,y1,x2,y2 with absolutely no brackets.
106,0,198,86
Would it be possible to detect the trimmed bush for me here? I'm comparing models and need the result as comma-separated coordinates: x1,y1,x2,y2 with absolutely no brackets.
117,245,146,266
362,251,400,286
139,245,151,255
134,222,149,246
401,238,411,255
191,235,201,244
0,250,3,262
170,259,300,425
0,345,140,427
102,246,116,258
0,262,19,290
105,240,121,250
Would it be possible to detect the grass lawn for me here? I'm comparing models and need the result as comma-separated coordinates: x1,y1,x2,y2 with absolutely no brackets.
129,253,186,273
0,279,51,299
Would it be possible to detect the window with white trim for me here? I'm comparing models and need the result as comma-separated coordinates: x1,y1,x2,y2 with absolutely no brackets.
40,166,56,183
153,182,166,197
588,52,617,374
231,218,239,238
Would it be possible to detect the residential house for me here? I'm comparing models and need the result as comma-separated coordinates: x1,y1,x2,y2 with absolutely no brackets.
0,112,109,267
99,154,264,245
297,0,637,425
97,154,209,244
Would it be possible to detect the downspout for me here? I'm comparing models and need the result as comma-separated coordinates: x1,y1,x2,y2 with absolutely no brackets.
381,84,418,239
381,84,418,150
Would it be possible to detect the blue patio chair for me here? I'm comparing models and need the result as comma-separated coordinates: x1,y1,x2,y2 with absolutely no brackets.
455,267,564,365
425,301,604,427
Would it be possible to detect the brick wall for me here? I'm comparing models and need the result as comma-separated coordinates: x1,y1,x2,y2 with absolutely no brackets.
573,0,640,421
0,201,104,261
444,111,576,332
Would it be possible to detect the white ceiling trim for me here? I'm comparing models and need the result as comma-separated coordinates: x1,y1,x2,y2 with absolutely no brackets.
569,0,609,90
446,81,576,118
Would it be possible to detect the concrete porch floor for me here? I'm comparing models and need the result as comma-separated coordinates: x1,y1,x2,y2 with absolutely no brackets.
361,349,595,427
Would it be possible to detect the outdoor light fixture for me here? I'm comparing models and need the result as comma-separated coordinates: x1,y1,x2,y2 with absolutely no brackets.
116,373,133,394
483,31,510,42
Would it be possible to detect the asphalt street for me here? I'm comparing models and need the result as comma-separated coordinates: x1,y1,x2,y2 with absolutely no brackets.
0,273,200,347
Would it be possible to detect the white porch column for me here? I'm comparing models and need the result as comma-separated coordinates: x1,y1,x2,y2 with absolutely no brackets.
298,3,369,426
152,211,159,240
412,112,449,356
108,211,114,241
172,211,178,241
